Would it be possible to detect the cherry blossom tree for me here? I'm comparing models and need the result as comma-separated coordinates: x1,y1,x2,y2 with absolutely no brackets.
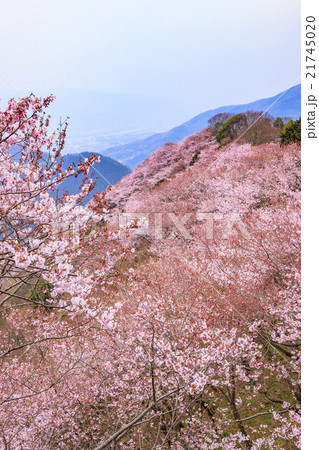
0,96,300,448
0,94,122,314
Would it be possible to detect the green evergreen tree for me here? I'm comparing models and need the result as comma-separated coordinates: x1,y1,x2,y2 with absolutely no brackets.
279,118,301,145
216,113,248,143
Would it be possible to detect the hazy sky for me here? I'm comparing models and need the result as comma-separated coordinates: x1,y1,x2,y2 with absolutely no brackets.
0,0,300,113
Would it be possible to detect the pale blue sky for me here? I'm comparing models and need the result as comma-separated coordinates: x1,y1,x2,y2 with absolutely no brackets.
0,0,300,115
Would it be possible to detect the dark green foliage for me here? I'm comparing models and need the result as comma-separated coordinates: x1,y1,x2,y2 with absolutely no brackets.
212,112,295,146
29,278,53,309
153,178,167,188
189,150,200,166
216,113,248,143
279,118,301,145
208,113,232,135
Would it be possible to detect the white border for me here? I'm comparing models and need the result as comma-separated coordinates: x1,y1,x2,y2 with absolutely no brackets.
302,0,319,447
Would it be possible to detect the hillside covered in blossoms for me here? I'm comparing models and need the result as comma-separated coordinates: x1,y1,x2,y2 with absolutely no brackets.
0,96,300,449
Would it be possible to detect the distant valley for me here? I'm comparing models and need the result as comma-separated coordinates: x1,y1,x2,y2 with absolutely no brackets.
1,88,195,153
101,84,301,168
2,85,301,191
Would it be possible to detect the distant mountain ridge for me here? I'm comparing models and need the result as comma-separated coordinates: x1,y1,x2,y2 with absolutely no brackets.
59,152,131,200
9,147,131,201
101,84,301,168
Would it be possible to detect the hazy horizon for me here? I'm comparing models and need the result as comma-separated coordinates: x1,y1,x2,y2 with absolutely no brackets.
1,0,300,110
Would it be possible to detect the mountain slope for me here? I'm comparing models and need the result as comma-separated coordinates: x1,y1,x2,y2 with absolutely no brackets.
8,146,131,202
59,152,131,200
101,84,301,168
